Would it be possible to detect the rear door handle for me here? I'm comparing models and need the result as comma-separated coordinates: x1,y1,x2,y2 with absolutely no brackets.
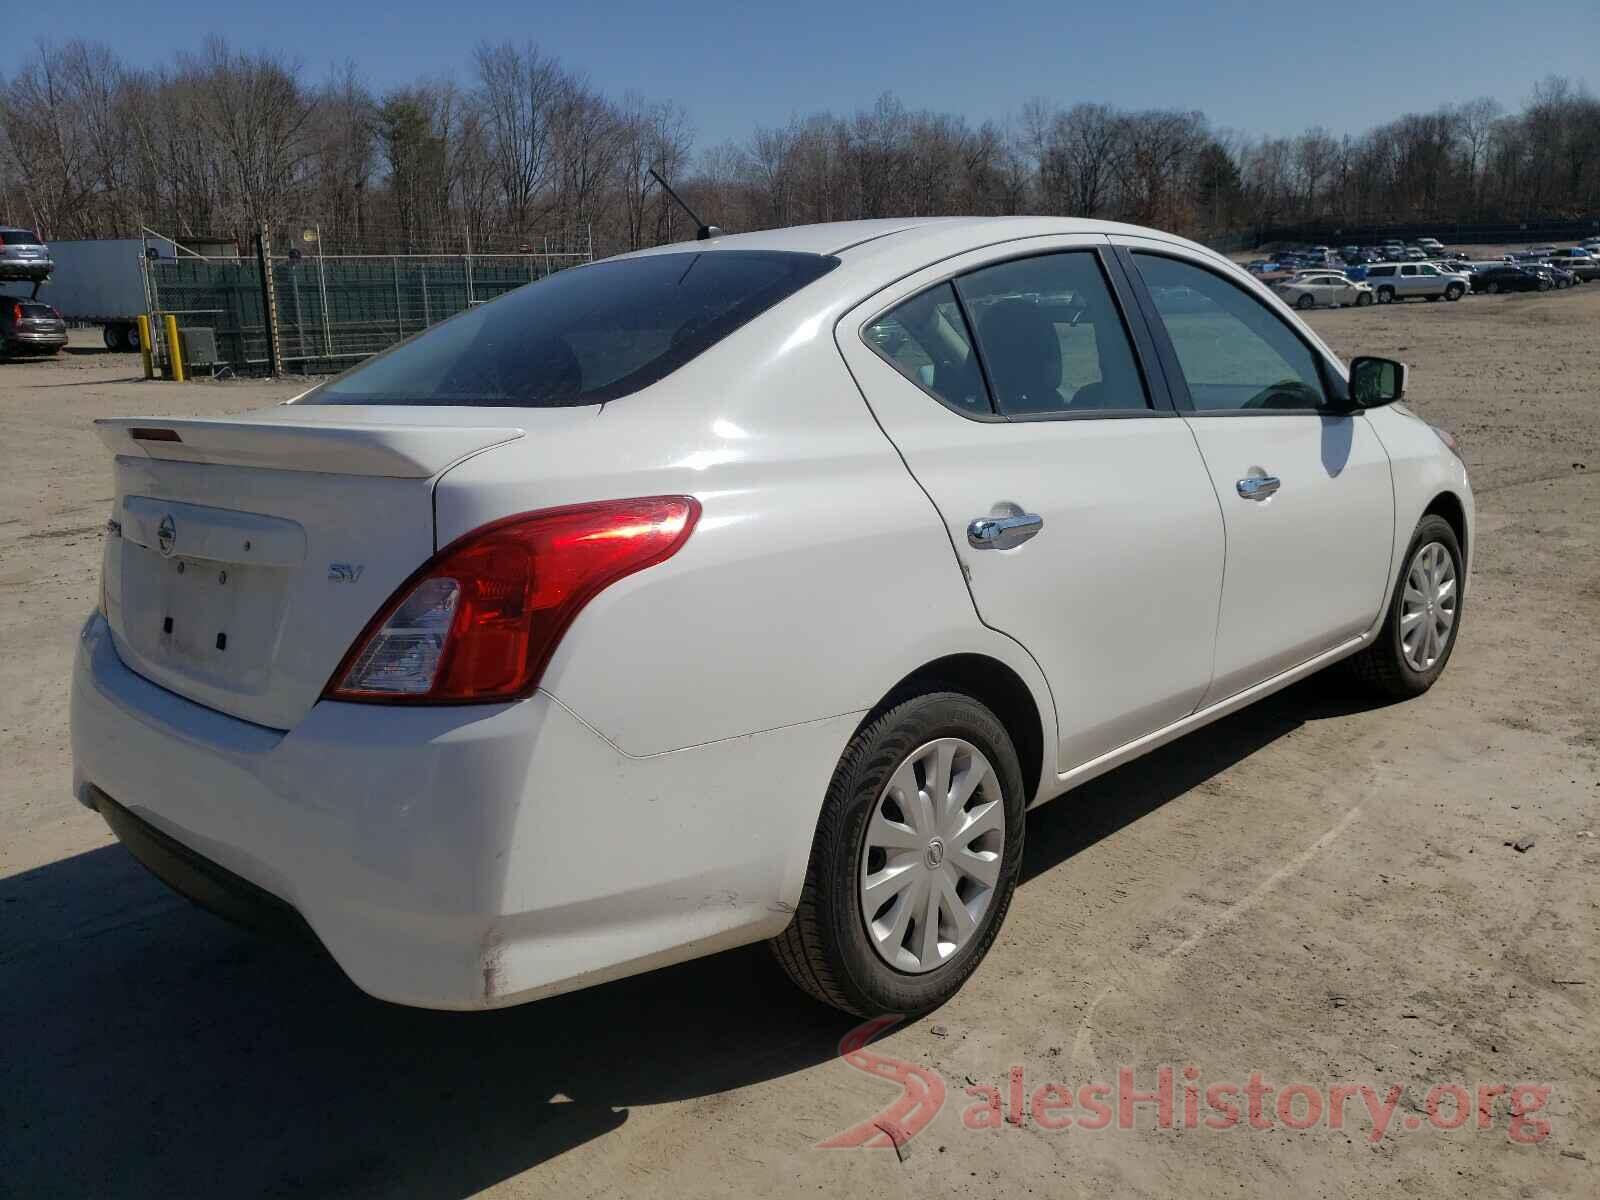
967,512,1043,549
1236,475,1281,501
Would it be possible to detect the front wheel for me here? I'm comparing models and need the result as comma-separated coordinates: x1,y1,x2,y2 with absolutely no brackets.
1355,291,1374,306
1538,277,1552,291
1445,285,1464,301
771,691,1026,1016
1346,515,1464,701
1296,293,1315,310
1486,281,1500,294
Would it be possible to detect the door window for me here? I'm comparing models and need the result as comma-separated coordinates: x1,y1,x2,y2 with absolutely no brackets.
864,283,990,416
954,251,1150,416
1132,253,1330,413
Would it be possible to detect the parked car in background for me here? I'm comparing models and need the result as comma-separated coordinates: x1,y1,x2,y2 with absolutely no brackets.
1546,248,1600,281
68,215,1471,1018
1527,244,1556,256
0,299,66,356
1382,244,1407,260
1274,272,1374,309
1541,262,1580,288
1363,262,1468,303
1471,264,1553,294
0,228,53,283
1402,247,1429,261
1415,237,1444,255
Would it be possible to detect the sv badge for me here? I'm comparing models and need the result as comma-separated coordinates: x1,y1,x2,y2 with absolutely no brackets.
328,563,365,584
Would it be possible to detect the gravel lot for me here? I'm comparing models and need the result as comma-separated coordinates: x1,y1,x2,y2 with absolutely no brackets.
2,294,1596,1197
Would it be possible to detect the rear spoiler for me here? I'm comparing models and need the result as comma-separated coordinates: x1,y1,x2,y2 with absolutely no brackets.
94,416,524,478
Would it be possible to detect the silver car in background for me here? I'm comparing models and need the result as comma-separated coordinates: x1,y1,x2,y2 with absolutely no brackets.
1363,262,1467,303
1273,272,1374,309
0,227,53,282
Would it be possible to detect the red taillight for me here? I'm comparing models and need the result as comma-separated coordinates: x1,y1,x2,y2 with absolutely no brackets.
11,304,20,323
325,496,700,704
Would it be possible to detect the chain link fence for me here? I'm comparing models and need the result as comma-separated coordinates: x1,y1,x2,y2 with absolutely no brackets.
145,227,594,376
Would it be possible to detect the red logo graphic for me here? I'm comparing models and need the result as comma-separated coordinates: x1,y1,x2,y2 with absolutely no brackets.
816,1016,947,1152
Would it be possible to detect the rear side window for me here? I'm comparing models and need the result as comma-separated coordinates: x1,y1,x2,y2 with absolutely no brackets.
955,252,1149,416
865,283,989,416
305,251,837,407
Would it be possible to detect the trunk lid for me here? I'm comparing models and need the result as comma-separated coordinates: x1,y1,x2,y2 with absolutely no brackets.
95,408,541,729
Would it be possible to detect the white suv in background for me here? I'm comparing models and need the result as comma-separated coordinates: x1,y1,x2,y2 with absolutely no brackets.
1363,262,1467,303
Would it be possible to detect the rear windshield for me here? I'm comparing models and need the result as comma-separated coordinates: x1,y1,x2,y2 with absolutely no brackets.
304,250,838,408
0,230,41,246
14,302,54,317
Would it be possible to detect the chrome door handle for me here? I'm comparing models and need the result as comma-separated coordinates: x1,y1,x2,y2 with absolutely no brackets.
967,512,1044,549
1236,475,1281,501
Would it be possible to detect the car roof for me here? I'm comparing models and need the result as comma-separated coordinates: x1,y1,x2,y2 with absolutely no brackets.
617,215,1229,266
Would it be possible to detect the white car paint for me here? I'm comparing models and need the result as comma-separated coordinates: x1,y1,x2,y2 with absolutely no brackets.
71,216,1472,1010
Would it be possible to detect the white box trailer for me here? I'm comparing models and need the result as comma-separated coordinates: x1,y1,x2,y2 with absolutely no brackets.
0,235,181,350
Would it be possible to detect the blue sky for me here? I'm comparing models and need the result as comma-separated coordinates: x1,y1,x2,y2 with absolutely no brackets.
12,0,1594,152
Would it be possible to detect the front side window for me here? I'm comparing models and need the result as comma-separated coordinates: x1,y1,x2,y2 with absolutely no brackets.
954,251,1149,416
305,250,837,407
1132,253,1329,413
1419,265,1439,276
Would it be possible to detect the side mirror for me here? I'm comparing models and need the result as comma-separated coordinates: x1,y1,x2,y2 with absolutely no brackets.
1348,356,1406,408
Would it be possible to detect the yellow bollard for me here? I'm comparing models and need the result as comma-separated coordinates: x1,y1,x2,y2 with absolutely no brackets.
162,314,185,383
135,315,154,380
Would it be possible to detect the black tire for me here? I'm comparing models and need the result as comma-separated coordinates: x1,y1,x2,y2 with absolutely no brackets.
771,691,1026,1017
1445,285,1464,301
1486,281,1500,294
102,324,121,350
1295,293,1314,310
1537,277,1552,292
1376,286,1395,304
1355,291,1373,306
1346,514,1464,701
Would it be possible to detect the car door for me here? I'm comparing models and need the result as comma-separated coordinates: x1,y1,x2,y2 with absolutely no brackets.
1114,241,1395,703
1398,263,1422,296
836,238,1225,772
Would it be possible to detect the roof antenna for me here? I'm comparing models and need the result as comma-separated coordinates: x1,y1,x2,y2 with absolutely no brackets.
649,168,722,241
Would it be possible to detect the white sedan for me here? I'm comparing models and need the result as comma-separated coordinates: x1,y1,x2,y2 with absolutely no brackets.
72,217,1472,1016
1275,272,1374,309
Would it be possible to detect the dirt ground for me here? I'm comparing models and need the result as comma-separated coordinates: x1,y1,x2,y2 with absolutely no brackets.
1,293,1596,1197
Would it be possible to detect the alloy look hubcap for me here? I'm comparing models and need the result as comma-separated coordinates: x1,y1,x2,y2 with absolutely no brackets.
1400,541,1457,672
860,737,1005,974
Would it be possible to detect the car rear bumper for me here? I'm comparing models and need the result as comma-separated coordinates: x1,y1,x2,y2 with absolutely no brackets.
5,332,66,351
0,258,53,280
71,612,852,1009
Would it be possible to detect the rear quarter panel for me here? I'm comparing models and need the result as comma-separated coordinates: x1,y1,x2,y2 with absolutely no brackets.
432,303,1058,774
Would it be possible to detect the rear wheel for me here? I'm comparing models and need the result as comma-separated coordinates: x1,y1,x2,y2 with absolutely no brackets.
771,691,1026,1016
102,325,121,350
1376,286,1395,304
1346,515,1463,701
1486,281,1500,294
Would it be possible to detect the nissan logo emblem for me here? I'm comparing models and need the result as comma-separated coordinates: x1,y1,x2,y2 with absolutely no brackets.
157,513,176,557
